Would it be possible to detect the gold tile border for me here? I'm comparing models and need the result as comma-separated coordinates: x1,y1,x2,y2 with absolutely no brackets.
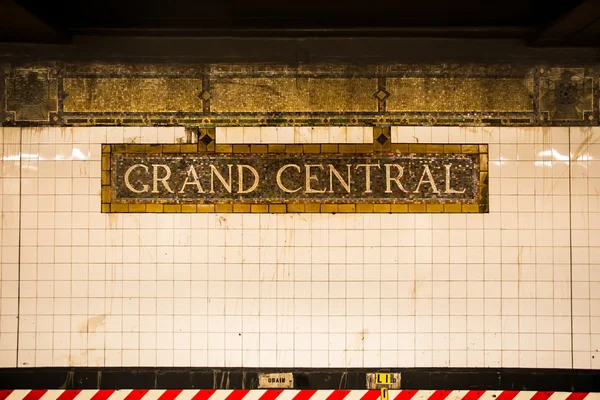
386,77,533,113
102,129,488,214
210,77,378,113
63,77,204,113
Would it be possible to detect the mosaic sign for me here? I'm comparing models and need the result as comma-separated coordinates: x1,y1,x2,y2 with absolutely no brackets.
102,141,488,213
114,154,477,201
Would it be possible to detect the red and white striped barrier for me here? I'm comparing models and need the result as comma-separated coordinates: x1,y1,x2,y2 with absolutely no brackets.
0,390,596,400
0,389,600,400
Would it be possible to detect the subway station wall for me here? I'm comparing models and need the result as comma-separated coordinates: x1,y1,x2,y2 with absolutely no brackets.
0,126,598,369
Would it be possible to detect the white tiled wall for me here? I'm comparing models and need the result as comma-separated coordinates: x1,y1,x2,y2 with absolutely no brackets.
0,127,20,366
570,127,600,369
0,125,598,369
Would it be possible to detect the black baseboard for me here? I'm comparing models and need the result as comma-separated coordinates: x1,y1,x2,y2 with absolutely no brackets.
0,368,598,391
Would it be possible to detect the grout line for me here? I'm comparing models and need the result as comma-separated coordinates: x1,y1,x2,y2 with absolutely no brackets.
379,216,382,369
173,215,176,367
499,143,505,367
360,217,368,368
532,136,539,368
516,138,523,367
567,127,574,368
257,214,261,368
15,128,22,367
139,213,142,367
412,217,416,367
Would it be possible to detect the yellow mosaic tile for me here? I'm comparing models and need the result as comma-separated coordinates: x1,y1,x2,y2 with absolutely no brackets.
211,77,377,113
426,204,444,213
112,144,126,153
124,144,144,153
320,204,338,213
303,145,320,153
233,144,250,153
443,145,462,153
269,204,286,213
373,204,391,213
287,204,305,213
215,144,233,153
146,204,164,212
146,145,163,153
339,144,356,154
285,145,303,154
197,143,210,152
321,144,338,153
386,77,533,112
462,144,479,153
390,204,409,213
305,204,321,213
101,156,111,171
101,186,111,203
162,144,181,153
251,204,269,213
251,145,268,153
444,204,462,213
182,204,197,213
268,144,286,153
408,204,426,213
480,154,489,171
408,144,427,153
355,144,372,153
462,204,479,213
101,171,111,185
180,144,197,153
391,144,409,153
356,204,374,213
128,204,146,212
111,203,128,213
337,204,356,213
215,204,233,213
233,204,251,213
163,204,182,213
63,77,203,113
427,144,444,153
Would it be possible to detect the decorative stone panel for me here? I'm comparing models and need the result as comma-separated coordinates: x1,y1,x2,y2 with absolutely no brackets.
2,63,597,127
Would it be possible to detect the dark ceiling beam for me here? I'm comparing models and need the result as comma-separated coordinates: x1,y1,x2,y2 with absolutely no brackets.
530,0,600,45
69,26,531,39
0,0,69,43
1,37,599,65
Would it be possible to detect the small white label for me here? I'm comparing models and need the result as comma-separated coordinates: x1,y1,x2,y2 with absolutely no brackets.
258,372,294,388
366,373,401,389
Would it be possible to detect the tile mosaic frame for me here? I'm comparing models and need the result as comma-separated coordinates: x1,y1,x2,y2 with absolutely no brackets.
1,63,597,127
100,128,488,214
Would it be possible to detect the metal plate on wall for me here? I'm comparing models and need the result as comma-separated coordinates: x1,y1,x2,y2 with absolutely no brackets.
258,373,294,389
366,373,401,389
